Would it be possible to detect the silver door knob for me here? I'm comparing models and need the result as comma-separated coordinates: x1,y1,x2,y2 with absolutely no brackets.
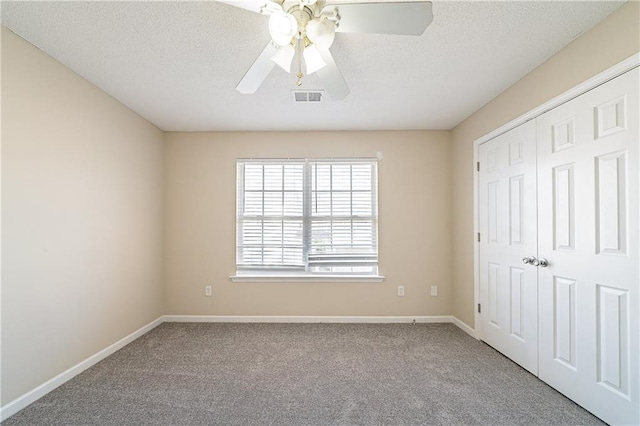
532,258,549,267
522,256,536,265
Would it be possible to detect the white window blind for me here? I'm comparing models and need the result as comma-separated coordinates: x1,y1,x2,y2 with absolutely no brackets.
236,158,378,276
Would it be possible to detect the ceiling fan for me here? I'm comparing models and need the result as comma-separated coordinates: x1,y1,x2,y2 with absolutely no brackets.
219,0,433,100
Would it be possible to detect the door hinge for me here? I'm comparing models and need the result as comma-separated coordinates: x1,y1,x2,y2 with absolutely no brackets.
477,232,481,242
477,162,480,172
478,303,481,314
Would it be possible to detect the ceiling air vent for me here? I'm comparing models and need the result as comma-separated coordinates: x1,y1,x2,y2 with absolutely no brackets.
292,90,324,103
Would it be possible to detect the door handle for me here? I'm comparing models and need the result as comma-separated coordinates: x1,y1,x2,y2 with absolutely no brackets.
522,256,536,265
535,258,549,268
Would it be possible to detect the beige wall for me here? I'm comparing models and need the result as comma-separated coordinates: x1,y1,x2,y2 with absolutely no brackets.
1,27,164,404
164,131,452,316
451,1,640,328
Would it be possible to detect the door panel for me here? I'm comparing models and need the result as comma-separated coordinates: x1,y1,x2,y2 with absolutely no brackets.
479,120,538,374
537,68,639,426
552,276,577,369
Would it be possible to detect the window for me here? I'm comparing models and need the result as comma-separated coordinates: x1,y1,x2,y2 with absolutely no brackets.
236,158,378,277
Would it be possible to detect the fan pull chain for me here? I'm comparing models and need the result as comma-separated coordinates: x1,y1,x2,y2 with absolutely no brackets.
296,38,303,86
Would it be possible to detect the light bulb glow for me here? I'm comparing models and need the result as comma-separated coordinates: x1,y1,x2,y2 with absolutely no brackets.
303,44,326,74
269,11,298,46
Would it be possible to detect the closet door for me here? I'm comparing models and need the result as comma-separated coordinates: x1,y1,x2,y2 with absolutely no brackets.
478,120,539,374
537,68,639,425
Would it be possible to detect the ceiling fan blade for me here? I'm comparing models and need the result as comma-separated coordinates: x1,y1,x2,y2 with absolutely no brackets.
236,42,279,94
324,1,433,35
316,48,350,101
216,0,282,15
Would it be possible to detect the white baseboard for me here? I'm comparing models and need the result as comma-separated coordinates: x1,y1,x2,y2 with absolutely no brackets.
0,317,163,422
451,316,477,338
162,315,453,324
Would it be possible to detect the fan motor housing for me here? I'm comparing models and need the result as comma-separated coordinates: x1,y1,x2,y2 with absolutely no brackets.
283,1,319,26
287,6,314,32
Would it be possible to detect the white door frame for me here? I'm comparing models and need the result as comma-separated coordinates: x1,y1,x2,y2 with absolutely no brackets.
472,53,640,341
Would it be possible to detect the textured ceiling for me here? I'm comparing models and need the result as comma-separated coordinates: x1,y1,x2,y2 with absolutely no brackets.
1,1,624,131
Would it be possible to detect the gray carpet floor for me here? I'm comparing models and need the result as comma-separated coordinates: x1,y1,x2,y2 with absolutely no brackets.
3,323,604,425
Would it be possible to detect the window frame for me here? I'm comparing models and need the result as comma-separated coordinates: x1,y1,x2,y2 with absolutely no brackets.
232,158,384,282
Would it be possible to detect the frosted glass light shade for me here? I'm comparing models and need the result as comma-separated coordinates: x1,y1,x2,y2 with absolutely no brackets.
306,19,335,49
271,44,296,73
303,44,326,74
269,11,298,46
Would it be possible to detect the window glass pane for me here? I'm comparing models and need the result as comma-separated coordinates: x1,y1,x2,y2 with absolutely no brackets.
352,192,372,216
284,164,303,190
263,247,282,265
264,164,283,190
283,192,303,216
309,265,375,274
331,220,352,246
310,220,331,253
313,164,331,191
332,192,351,216
239,247,262,265
332,164,351,190
352,164,371,190
264,192,283,216
312,191,331,216
283,220,303,246
244,192,263,215
353,220,374,246
244,164,263,190
241,220,263,245
263,220,283,245
283,247,303,265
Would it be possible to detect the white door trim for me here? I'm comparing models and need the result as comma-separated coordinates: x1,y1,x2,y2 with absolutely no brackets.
473,53,640,340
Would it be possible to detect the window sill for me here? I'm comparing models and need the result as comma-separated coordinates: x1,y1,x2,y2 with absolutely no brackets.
229,275,385,283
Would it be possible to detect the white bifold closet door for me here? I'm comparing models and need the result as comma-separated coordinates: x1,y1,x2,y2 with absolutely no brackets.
537,68,639,426
478,120,539,375
478,66,638,426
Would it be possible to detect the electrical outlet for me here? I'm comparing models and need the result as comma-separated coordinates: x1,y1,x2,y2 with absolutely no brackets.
431,286,438,297
397,286,405,297
205,285,212,297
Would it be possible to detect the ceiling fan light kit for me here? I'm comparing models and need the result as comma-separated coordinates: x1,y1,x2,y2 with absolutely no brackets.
306,18,335,50
221,0,433,100
271,43,296,72
302,44,326,74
